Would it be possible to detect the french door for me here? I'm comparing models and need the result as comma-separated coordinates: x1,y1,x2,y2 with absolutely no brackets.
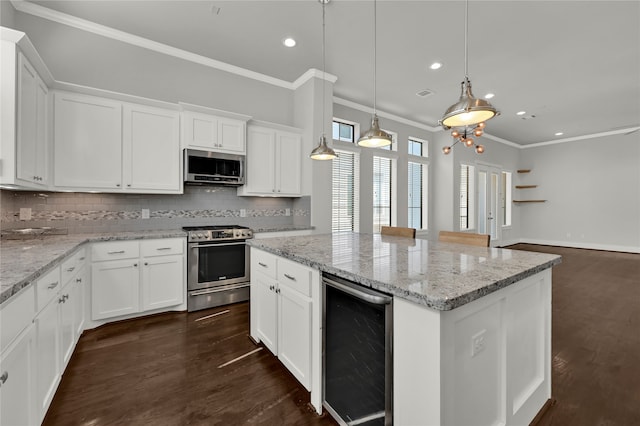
477,165,502,246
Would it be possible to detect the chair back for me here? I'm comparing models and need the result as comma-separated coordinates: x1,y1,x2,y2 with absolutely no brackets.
381,226,416,239
438,230,490,247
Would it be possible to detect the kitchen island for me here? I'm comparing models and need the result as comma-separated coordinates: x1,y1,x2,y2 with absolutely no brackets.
248,232,561,426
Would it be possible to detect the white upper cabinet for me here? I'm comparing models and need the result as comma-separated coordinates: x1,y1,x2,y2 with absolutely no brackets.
16,52,48,186
123,104,180,192
54,92,123,189
182,106,249,154
238,124,302,197
54,92,182,193
1,29,52,190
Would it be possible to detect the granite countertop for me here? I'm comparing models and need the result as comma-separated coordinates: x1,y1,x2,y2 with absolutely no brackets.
0,230,186,306
252,225,314,233
248,232,562,311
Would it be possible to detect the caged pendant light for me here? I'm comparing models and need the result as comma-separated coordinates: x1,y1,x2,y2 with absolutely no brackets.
310,0,338,161
357,0,392,148
440,0,499,155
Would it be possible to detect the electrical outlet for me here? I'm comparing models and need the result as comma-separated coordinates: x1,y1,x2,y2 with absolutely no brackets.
285,208,291,216
19,208,32,221
141,209,150,219
471,330,486,357
240,209,247,218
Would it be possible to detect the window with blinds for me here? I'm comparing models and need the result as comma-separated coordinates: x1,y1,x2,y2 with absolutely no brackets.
408,162,427,229
373,156,393,233
460,164,475,230
332,150,360,233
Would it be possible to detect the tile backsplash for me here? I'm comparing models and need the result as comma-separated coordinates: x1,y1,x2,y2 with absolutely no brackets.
0,187,310,233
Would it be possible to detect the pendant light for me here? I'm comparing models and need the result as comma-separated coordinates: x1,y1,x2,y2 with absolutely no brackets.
439,0,498,130
310,0,337,161
357,0,392,148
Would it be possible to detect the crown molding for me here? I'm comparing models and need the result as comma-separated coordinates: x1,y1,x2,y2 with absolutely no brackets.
333,97,439,132
521,126,640,148
293,68,338,90
10,0,293,90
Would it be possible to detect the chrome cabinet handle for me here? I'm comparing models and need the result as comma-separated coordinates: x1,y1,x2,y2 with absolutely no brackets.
283,273,296,281
144,262,148,266
258,262,267,268
47,282,58,290
108,250,125,254
269,285,274,291
66,266,75,272
76,278,82,283
127,184,131,187
79,257,85,261
276,288,281,294
133,263,138,267
0,371,7,386
58,297,65,303
156,247,171,251
116,184,121,187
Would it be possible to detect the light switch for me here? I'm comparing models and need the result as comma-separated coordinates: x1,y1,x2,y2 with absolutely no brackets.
141,209,150,219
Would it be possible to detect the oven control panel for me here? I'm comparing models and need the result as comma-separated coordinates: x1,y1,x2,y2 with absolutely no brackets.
187,228,253,242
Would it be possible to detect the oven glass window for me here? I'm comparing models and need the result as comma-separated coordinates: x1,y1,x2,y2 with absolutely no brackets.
198,243,246,283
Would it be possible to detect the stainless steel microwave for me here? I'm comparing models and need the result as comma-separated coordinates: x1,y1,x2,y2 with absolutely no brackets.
184,149,245,185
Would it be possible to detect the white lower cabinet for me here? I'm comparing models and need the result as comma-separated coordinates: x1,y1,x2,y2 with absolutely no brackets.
0,286,36,426
0,324,36,426
35,293,60,418
251,249,315,391
91,238,185,321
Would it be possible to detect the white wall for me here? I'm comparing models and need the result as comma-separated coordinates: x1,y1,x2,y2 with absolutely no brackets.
518,132,640,252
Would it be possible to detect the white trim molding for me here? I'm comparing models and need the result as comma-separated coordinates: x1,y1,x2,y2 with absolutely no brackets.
521,127,640,149
508,238,640,254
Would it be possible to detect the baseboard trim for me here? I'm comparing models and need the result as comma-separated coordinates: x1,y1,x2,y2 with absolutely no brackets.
529,398,557,425
512,238,640,254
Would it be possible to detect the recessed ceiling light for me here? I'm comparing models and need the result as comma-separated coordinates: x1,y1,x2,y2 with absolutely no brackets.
282,37,296,48
484,93,495,99
555,132,564,136
516,111,526,116
429,62,443,70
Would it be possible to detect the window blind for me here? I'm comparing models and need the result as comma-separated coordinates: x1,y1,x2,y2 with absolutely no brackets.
332,150,359,232
408,162,423,229
373,156,392,233
460,165,474,229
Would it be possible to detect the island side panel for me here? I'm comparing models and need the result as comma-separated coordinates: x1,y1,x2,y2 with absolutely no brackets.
394,269,552,426
393,297,443,425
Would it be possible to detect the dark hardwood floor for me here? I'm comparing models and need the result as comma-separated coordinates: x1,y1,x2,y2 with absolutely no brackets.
44,244,640,425
509,244,640,426
43,303,337,425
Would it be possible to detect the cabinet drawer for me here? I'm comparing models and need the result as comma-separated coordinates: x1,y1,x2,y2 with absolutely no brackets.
60,247,87,283
140,238,184,257
277,257,312,297
252,248,277,279
0,286,35,353
36,266,61,312
92,241,139,262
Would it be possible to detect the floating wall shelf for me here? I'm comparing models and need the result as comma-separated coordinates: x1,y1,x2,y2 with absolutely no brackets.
514,169,546,203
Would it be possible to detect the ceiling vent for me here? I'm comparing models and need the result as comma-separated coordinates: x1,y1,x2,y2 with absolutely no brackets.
416,89,435,98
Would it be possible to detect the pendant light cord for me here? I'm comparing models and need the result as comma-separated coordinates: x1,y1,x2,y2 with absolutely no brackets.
464,0,469,79
322,0,326,137
373,0,377,116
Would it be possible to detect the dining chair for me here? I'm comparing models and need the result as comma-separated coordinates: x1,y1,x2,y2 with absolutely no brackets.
438,230,490,247
380,226,416,239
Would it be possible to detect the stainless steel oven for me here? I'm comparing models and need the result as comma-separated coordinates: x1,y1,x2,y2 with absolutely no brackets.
184,225,253,312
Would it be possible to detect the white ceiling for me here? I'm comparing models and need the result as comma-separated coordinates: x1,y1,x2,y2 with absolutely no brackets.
18,0,640,145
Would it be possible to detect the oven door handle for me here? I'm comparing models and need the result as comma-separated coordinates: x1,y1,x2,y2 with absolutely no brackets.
323,276,392,305
189,283,249,296
189,242,246,249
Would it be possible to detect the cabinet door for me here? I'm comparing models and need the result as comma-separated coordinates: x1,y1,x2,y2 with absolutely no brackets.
59,281,76,370
244,127,276,194
91,259,140,320
218,117,246,154
255,273,278,354
278,285,312,390
34,77,48,185
74,267,88,337
35,299,60,420
123,104,180,192
183,112,217,150
276,132,302,196
54,92,122,189
0,325,36,426
16,53,39,184
141,254,184,311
